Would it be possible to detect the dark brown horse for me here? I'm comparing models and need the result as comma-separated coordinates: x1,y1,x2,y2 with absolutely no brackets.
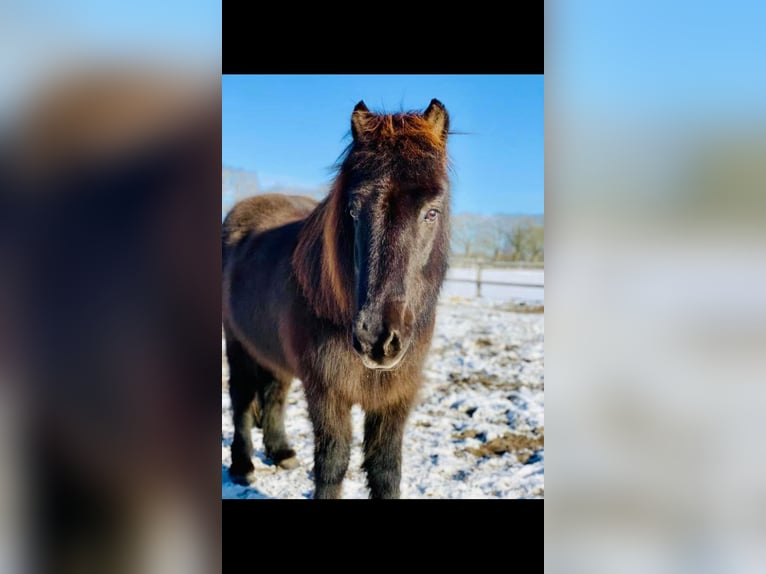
222,99,451,498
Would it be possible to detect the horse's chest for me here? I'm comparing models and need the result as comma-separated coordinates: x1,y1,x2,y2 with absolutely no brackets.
343,365,421,411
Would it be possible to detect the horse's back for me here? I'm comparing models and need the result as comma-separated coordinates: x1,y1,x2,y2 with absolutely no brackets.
222,194,317,377
222,194,317,263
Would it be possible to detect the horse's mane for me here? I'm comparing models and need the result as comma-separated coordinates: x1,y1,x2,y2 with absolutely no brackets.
292,173,355,325
292,108,449,326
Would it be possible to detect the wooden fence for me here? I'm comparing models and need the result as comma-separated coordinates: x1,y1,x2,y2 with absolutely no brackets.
445,260,544,298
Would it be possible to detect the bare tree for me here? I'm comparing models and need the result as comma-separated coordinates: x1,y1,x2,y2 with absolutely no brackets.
451,214,480,257
493,218,544,262
508,222,527,261
525,224,544,262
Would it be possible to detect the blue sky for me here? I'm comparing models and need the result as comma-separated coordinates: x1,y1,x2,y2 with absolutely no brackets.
557,0,766,121
222,75,544,215
4,0,220,59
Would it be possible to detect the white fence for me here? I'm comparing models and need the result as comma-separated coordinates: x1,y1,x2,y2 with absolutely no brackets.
444,260,544,301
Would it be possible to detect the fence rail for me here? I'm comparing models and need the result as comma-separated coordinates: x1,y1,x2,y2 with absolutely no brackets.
449,258,544,270
445,262,544,298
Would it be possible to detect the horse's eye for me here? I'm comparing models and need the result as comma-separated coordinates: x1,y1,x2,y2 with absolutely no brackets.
349,206,359,220
424,208,440,222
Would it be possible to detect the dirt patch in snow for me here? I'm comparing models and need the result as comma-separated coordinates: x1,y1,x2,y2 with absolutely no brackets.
461,429,545,463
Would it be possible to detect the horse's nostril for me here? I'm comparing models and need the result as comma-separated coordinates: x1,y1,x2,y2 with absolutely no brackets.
361,322,368,332
383,330,401,357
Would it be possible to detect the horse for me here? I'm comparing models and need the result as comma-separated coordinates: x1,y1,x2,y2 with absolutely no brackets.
222,99,451,498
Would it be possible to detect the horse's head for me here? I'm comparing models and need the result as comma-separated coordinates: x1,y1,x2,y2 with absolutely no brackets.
342,99,451,370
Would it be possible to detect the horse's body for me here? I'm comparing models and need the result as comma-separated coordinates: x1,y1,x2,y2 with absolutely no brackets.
223,100,451,498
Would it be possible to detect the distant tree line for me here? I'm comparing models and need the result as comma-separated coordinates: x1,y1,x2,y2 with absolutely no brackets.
223,167,543,262
451,214,544,262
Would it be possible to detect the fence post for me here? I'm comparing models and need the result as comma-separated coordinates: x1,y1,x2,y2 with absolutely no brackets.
476,263,483,298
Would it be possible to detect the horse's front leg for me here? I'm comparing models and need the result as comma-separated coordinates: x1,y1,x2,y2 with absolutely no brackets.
306,391,352,499
362,401,411,499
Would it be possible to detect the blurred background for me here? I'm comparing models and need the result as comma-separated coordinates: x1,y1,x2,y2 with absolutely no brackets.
547,1,766,572
3,0,766,568
1,1,221,573
221,76,546,500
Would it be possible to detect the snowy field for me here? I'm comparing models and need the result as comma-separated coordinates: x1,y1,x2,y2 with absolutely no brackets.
222,268,544,499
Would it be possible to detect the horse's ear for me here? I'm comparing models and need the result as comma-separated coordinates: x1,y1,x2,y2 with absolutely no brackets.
351,100,371,142
423,99,449,144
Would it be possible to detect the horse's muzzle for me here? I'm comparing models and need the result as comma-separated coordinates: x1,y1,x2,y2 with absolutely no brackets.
351,306,412,370
352,329,408,370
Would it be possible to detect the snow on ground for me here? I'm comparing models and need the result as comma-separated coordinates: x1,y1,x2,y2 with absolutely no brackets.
222,273,544,499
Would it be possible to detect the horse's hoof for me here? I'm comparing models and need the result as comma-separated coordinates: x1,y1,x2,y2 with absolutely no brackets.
278,456,300,470
268,448,299,470
229,469,256,486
